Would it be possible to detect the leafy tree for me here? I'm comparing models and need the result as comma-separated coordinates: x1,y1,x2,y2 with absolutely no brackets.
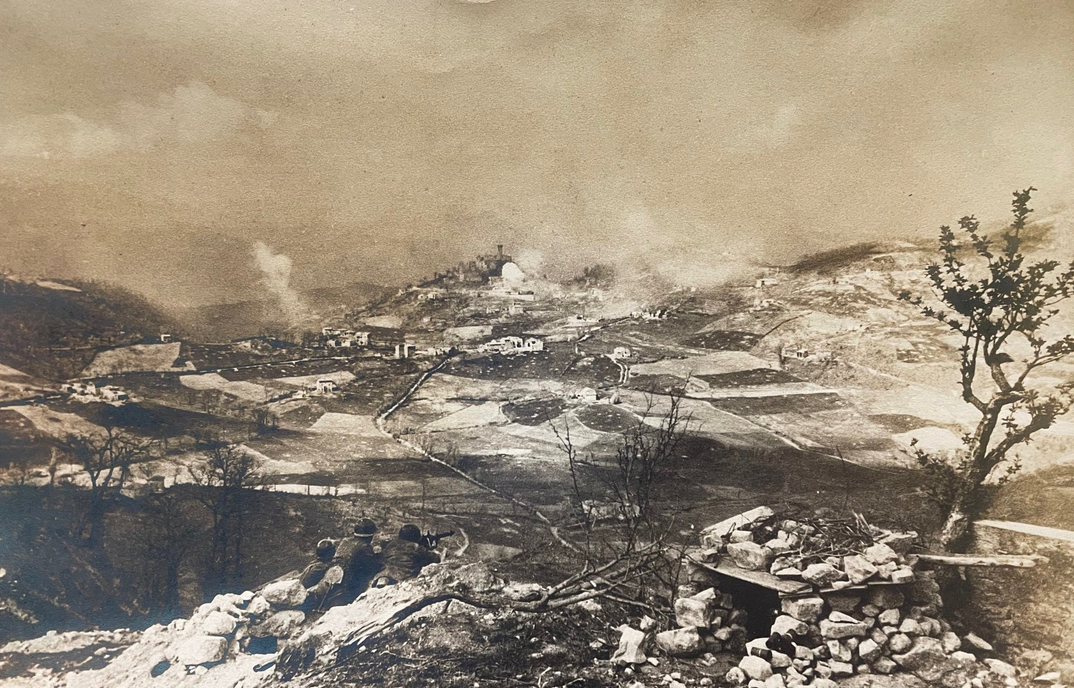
902,188,1074,550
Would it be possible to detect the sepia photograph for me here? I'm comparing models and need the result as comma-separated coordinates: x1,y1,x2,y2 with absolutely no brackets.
1,1,1072,687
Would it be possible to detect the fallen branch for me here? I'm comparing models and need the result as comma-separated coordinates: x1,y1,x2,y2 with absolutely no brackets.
915,553,1046,568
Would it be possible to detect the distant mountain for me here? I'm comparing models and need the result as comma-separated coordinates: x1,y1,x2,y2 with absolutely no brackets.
169,281,391,341
0,277,178,380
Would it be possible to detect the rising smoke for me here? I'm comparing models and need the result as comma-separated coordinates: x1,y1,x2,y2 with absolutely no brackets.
251,241,311,328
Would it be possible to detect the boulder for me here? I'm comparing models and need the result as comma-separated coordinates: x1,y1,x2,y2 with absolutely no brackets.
893,636,958,683
251,610,306,639
858,638,882,663
985,659,1018,678
781,597,825,623
861,603,881,618
739,655,774,681
766,538,795,555
890,567,915,584
1035,672,1062,683
863,543,899,566
801,563,843,587
771,651,792,669
828,611,859,624
612,625,648,664
963,632,994,654
829,661,855,677
842,555,879,585
261,579,308,609
889,633,913,654
726,667,748,685
727,542,775,571
941,631,961,653
764,674,787,688
198,610,238,637
820,619,869,639
772,615,808,637
246,594,271,618
730,530,754,543
899,618,923,636
655,627,703,657
868,586,905,610
675,596,713,629
879,531,918,554
878,608,901,626
175,635,228,666
873,657,898,674
813,680,838,688
827,593,862,613
827,640,852,663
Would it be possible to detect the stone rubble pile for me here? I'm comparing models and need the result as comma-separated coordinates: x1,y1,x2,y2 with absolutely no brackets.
699,506,919,586
612,587,751,665
63,578,315,687
728,578,1022,688
628,506,1067,688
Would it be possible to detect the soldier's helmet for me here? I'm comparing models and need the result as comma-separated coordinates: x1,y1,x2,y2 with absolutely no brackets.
316,538,337,560
353,518,377,538
398,524,422,543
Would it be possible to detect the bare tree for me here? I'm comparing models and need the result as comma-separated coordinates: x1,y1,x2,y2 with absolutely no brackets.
551,391,693,614
61,426,156,547
137,489,201,618
902,188,1074,551
190,440,262,595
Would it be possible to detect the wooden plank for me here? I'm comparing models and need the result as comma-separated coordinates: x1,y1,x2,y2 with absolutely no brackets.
976,520,1074,546
916,553,1045,568
697,559,811,595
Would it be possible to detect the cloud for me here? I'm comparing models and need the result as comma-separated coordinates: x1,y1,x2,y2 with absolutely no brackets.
1,81,273,159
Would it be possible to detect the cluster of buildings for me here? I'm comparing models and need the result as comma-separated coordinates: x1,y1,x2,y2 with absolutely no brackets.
59,381,130,404
477,336,545,355
321,328,371,349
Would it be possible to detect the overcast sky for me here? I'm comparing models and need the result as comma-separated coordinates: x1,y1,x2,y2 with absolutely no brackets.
1,0,1072,307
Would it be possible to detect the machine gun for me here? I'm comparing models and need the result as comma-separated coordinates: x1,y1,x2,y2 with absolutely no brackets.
421,530,455,549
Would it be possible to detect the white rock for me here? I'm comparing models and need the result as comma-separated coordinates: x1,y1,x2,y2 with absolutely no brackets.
801,563,843,587
199,610,237,637
175,635,227,666
781,597,825,623
863,543,899,566
655,627,703,657
1035,672,1062,684
739,655,774,681
985,659,1018,678
726,667,747,685
261,579,308,609
772,615,808,637
842,555,879,585
612,625,648,665
878,608,901,626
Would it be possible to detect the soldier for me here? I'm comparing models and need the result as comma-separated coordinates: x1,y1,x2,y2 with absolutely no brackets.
305,517,380,609
374,524,441,587
317,518,381,606
298,538,337,588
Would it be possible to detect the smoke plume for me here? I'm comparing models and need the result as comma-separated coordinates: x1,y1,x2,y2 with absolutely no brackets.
251,241,310,327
